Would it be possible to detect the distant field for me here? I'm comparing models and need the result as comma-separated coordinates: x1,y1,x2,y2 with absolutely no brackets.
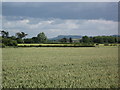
17,43,95,47
2,47,118,88
17,43,119,47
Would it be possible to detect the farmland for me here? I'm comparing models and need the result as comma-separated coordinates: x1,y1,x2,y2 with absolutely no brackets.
2,47,118,88
17,43,95,47
17,43,119,47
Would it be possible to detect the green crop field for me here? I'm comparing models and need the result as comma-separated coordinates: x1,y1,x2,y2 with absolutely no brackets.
2,47,118,88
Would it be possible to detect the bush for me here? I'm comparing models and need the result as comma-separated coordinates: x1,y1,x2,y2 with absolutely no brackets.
2,38,17,46
16,38,23,43
2,43,6,48
104,43,109,46
113,44,117,46
8,40,17,46
0,43,5,48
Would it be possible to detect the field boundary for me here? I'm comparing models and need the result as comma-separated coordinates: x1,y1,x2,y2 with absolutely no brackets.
17,44,95,47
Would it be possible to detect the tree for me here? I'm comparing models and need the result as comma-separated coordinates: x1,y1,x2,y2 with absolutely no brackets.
32,37,39,43
118,37,120,43
16,38,23,44
89,37,93,43
24,38,33,44
1,30,9,38
2,38,17,46
82,36,90,43
37,32,47,43
93,36,103,43
16,32,27,39
60,38,68,43
10,36,16,40
69,37,73,43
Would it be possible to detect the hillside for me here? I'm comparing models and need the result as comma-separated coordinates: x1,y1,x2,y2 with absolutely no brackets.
49,35,82,40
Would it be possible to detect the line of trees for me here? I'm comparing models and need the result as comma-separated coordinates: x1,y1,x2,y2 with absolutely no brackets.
0,30,47,47
50,36,119,44
80,36,119,44
0,30,120,47
24,32,47,44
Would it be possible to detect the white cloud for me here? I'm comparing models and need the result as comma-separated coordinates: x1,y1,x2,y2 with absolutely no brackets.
20,19,30,23
2,16,118,38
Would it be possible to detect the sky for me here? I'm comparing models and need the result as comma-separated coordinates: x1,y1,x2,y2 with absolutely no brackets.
2,0,120,2
2,2,118,38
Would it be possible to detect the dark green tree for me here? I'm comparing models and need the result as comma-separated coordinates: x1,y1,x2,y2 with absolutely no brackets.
82,36,90,43
16,38,23,44
32,37,39,43
10,36,16,40
37,32,47,43
60,38,68,43
16,32,27,39
2,38,17,46
1,30,9,38
69,37,73,43
24,38,34,44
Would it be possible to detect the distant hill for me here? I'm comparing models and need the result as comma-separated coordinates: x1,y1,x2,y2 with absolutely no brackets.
49,35,119,40
111,35,120,37
49,35,82,40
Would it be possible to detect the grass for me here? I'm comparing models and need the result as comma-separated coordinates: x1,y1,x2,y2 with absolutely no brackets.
2,47,118,88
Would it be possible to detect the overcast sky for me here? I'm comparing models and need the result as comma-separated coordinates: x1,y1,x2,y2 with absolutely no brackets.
2,2,118,38
2,0,120,2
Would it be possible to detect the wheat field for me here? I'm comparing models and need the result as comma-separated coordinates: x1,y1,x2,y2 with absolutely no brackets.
2,47,118,88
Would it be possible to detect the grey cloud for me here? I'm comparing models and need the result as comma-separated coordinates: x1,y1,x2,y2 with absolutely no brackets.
2,2,118,21
2,16,118,38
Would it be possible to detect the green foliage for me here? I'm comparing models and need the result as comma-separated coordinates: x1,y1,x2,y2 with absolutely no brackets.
80,36,118,44
16,38,23,44
1,30,119,47
82,36,90,43
59,37,73,43
1,30,9,38
59,38,68,43
2,43,6,48
0,31,28,47
69,37,73,43
32,37,39,43
2,38,17,46
24,38,33,44
118,37,120,43
104,43,109,46
2,47,118,88
16,32,28,39
37,32,47,43
0,43,5,48
92,36,117,44
10,36,16,40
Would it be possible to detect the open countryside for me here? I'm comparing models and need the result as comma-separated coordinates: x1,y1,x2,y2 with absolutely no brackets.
2,47,118,88
1,25,119,88
2,2,119,89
